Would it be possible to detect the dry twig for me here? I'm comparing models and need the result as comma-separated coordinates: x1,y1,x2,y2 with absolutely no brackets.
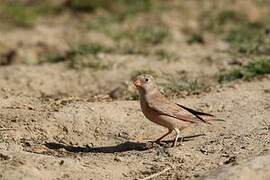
140,166,172,180
0,128,15,131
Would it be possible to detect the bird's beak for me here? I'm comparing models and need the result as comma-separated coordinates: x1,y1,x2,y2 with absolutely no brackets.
133,79,141,87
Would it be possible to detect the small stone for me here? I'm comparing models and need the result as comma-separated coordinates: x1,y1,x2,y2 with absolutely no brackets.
58,148,67,152
0,153,12,161
114,156,123,162
59,160,64,165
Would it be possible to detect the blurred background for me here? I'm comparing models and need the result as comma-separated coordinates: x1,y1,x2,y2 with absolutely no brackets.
0,0,269,100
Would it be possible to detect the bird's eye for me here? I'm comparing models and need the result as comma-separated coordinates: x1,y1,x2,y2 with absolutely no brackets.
145,78,149,82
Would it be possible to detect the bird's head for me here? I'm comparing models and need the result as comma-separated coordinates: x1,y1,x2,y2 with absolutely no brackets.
133,74,157,94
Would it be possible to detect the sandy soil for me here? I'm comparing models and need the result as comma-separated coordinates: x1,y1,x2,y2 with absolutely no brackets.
0,0,269,179
0,71,269,179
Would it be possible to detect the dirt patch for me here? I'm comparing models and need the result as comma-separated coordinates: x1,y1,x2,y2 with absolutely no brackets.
0,77,269,179
203,154,270,180
0,1,269,179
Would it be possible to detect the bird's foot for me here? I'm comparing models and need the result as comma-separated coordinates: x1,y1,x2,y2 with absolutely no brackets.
171,136,185,147
171,142,184,148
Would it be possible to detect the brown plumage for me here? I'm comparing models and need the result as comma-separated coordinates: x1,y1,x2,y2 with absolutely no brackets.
133,74,222,147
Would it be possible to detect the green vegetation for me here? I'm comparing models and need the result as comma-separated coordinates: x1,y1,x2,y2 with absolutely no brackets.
65,0,110,12
88,15,171,56
0,2,58,27
113,24,170,45
42,41,177,68
116,44,149,55
201,10,247,34
160,74,208,97
0,0,152,27
65,43,112,69
115,0,152,18
187,33,204,45
41,52,66,64
89,19,170,56
198,6,270,84
71,43,112,55
66,0,152,19
69,55,110,70
161,80,206,97
200,8,270,55
132,25,169,45
219,58,270,82
1,0,270,84
224,22,268,54
87,14,120,35
40,43,112,69
154,49,177,61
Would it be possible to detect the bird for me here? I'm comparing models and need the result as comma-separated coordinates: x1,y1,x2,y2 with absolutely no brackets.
133,74,223,147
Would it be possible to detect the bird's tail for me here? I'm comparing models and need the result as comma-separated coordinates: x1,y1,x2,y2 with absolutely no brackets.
199,115,225,124
176,103,225,124
177,104,214,116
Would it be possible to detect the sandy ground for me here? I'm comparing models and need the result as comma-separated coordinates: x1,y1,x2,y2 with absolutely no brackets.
0,70,269,179
0,1,269,179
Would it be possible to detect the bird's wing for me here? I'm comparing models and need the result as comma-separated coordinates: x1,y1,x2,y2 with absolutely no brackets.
146,93,201,123
176,104,214,116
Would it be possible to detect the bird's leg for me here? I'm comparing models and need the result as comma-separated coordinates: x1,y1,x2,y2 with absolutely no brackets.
155,129,172,142
173,128,180,147
179,136,184,145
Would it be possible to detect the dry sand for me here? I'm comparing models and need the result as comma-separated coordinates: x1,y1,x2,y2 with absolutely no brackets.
0,67,269,179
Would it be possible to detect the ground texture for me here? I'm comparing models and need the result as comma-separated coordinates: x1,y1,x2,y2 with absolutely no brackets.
0,0,269,179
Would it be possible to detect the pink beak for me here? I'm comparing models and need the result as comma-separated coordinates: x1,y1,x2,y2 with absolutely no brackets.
133,79,141,87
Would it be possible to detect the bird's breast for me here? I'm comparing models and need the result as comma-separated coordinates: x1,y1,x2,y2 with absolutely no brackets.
140,98,158,120
139,99,173,129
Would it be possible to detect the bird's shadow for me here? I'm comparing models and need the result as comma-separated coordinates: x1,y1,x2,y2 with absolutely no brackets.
45,134,205,154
